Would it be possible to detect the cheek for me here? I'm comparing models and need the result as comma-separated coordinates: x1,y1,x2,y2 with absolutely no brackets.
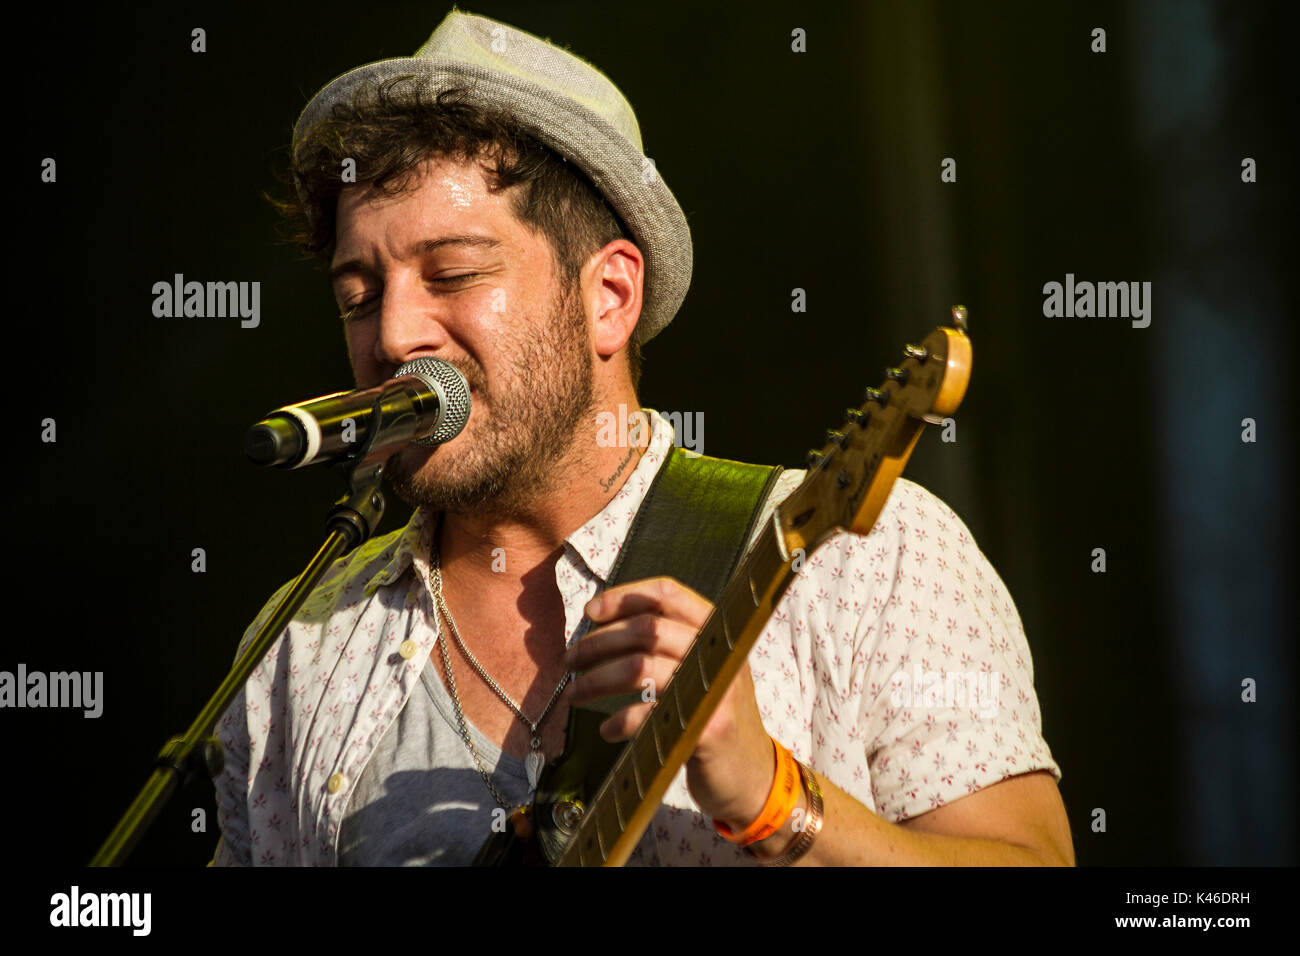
343,326,377,379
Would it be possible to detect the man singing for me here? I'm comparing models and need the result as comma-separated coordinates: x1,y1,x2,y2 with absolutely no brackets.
212,8,1073,866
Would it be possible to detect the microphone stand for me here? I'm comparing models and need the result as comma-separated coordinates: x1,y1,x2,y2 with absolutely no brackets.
91,384,428,866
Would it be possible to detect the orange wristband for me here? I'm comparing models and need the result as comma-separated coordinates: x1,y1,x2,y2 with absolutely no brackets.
714,738,800,847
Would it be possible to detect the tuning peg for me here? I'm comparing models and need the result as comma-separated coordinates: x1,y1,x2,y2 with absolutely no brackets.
824,428,847,447
845,407,868,427
903,344,928,361
863,386,886,405
951,304,968,332
884,367,909,384
805,449,827,468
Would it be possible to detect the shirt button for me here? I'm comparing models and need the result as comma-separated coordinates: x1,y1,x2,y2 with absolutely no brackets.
327,772,347,794
398,640,417,659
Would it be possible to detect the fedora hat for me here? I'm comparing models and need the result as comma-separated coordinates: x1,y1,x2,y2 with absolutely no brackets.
292,7,693,345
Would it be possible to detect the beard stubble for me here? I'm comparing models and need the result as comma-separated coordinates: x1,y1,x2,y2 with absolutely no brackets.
385,280,596,520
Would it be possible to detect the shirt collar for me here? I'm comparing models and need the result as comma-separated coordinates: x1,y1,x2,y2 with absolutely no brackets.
368,407,677,589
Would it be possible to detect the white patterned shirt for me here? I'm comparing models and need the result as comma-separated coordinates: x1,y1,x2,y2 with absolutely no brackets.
211,409,1060,866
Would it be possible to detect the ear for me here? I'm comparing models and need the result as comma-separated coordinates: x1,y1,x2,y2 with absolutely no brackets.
584,239,644,359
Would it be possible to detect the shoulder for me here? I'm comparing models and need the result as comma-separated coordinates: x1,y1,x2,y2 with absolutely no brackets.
759,472,1017,671
233,514,422,663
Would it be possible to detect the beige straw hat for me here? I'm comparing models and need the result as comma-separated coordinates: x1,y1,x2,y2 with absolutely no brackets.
292,7,693,344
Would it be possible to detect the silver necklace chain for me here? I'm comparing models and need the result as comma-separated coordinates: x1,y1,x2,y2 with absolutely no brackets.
431,546,571,809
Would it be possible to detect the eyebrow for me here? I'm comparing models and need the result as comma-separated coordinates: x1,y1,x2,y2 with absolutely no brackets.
329,236,502,282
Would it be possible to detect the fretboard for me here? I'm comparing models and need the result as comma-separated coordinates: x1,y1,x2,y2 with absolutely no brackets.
558,518,795,866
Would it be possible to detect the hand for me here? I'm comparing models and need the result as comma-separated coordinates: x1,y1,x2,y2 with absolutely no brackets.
561,575,778,829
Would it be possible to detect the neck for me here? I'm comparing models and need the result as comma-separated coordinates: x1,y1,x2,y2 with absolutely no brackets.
436,391,652,588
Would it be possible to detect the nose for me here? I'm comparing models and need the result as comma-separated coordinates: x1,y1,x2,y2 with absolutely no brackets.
373,272,450,372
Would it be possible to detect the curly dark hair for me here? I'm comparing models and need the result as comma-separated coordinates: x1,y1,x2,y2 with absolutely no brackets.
268,76,643,388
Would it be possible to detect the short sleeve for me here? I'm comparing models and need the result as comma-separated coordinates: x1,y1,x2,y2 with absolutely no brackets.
850,481,1061,822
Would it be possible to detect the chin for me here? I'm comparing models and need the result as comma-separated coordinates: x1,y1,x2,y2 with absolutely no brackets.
386,441,446,483
382,433,487,512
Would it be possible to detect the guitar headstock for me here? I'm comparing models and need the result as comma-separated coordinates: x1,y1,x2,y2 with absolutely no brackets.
776,306,972,554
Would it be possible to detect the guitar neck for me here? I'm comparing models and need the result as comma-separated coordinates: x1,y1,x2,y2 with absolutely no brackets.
558,519,794,867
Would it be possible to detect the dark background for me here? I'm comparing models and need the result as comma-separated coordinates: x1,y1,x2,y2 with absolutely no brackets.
12,0,1293,867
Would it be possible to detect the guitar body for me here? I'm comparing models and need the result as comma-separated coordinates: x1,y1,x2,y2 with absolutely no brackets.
472,706,624,865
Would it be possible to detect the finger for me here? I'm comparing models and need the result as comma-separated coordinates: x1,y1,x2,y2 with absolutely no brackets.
598,701,655,742
563,612,697,671
585,575,713,629
569,652,677,707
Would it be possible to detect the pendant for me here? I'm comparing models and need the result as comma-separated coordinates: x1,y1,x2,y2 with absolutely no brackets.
525,749,544,791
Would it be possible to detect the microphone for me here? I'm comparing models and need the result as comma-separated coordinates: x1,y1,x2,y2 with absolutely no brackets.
244,357,471,468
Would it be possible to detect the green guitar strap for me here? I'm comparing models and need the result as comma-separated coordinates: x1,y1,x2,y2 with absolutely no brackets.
580,445,785,715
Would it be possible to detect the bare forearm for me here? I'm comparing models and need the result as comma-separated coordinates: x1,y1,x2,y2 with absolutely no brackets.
745,772,1070,867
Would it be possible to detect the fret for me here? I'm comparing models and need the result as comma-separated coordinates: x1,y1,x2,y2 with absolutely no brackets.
695,640,711,691
577,824,602,867
698,620,725,671
612,761,640,829
744,554,761,607
629,747,646,797
592,794,620,864
693,598,744,689
649,700,666,764
610,781,626,830
723,580,755,645
672,647,706,717
632,727,664,791
656,682,685,733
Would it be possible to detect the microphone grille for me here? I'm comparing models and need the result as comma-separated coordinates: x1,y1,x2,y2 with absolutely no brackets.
395,357,472,446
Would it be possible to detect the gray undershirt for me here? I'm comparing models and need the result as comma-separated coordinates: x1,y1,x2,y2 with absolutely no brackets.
337,650,658,866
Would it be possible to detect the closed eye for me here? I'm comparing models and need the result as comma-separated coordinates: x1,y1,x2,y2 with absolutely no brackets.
340,302,373,323
340,274,482,321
